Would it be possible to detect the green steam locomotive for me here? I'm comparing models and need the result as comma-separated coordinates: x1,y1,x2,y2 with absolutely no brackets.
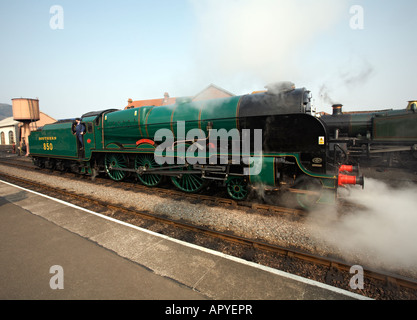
29,83,363,208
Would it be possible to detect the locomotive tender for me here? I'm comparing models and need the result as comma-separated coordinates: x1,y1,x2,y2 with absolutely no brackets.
29,82,363,208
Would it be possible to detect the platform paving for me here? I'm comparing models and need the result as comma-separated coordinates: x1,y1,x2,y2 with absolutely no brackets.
0,180,370,301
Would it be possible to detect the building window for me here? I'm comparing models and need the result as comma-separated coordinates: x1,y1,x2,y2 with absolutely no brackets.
9,131,14,144
1,132,5,145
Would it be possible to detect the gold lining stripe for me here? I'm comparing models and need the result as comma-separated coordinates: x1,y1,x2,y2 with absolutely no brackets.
236,96,244,130
144,106,156,138
138,108,143,137
198,107,203,130
170,104,178,139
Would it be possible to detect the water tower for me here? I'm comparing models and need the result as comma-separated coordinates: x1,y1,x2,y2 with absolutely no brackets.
12,98,40,156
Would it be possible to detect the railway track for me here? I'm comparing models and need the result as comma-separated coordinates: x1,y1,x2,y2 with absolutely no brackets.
1,164,417,300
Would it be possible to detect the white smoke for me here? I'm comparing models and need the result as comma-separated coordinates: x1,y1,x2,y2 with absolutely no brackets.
308,179,417,275
316,56,376,110
190,0,349,91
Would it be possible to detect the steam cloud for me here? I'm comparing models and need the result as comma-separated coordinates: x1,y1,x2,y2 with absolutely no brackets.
341,59,375,87
319,84,336,106
190,0,349,92
317,57,375,109
308,179,417,275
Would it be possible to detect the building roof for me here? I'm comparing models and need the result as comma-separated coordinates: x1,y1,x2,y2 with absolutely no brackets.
0,117,19,128
192,84,235,101
125,92,177,109
125,84,235,110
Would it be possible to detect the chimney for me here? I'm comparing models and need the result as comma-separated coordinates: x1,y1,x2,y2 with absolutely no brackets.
163,92,170,104
332,104,343,116
126,98,133,109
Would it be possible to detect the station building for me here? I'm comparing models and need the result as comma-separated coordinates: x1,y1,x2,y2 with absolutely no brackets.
0,112,56,146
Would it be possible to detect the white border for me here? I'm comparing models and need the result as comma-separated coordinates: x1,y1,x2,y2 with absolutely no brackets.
0,179,372,300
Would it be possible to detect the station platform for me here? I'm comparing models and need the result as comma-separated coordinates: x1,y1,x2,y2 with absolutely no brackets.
0,180,370,301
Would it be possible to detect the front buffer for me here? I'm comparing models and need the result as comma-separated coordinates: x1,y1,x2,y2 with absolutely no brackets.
338,165,365,189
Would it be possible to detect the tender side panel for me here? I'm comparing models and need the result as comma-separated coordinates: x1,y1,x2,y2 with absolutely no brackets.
29,122,78,158
373,112,417,141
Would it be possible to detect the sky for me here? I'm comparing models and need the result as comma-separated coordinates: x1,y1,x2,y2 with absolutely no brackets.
0,0,416,120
